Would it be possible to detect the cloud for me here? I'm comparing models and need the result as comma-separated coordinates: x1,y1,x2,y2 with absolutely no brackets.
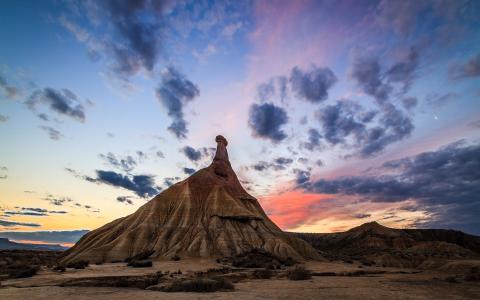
100,0,167,76
0,114,8,123
0,75,18,99
352,48,419,104
37,113,49,121
27,88,85,122
352,56,391,103
316,100,367,145
375,0,426,37
353,213,371,219
248,102,288,142
0,166,7,179
192,44,217,62
43,195,73,206
302,128,322,151
4,207,69,217
402,96,418,110
300,140,480,234
58,14,102,61
0,220,41,227
163,176,180,187
346,52,417,156
252,157,293,172
156,67,200,139
116,196,133,205
386,47,419,92
360,103,413,157
99,152,137,173
156,150,165,158
426,92,457,107
221,21,243,39
65,168,97,183
274,157,293,166
182,146,202,161
449,52,480,79
290,65,337,103
59,1,251,82
297,157,308,164
183,167,196,175
96,170,159,198
0,230,88,244
39,126,63,140
468,120,480,128
4,211,48,217
294,169,311,185
256,76,288,102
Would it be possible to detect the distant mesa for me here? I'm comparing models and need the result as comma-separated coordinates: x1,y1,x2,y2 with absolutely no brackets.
0,238,67,251
61,135,320,264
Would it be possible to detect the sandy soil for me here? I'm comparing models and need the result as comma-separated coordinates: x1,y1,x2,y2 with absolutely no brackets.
1,259,479,299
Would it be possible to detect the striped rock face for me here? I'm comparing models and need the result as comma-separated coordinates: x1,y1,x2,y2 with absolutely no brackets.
61,135,320,264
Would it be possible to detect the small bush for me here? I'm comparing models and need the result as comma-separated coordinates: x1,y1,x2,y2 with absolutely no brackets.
53,265,66,272
171,255,181,261
253,268,273,279
164,277,234,293
229,249,288,268
464,267,480,281
282,257,296,267
287,266,312,281
124,250,155,263
444,276,460,283
127,259,152,268
9,265,39,278
95,262,103,265
66,260,89,269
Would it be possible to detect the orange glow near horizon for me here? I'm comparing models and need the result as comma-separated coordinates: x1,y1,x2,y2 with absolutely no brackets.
260,190,333,230
12,239,74,247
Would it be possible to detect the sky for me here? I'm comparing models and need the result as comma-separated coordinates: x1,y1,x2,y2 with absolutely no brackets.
0,0,479,246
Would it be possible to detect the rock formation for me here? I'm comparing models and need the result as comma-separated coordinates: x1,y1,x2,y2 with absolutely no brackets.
293,221,480,268
61,135,320,264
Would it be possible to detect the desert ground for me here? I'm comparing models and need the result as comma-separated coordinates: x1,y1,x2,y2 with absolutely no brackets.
1,258,479,299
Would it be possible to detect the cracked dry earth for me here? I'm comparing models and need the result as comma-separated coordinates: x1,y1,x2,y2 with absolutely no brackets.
1,259,479,300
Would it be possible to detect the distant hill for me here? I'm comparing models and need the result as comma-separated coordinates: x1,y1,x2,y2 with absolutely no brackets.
291,221,480,268
0,238,68,251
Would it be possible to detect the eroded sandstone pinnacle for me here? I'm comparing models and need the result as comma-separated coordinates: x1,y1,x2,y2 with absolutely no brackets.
214,135,229,163
60,135,320,264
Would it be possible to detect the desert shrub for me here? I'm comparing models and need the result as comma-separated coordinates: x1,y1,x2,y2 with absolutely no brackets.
66,260,89,269
171,254,181,261
127,259,152,268
228,249,291,268
164,277,234,293
95,261,103,265
313,272,336,276
53,265,66,272
444,276,460,283
464,267,480,281
361,260,372,266
9,265,39,278
252,268,273,279
287,266,312,280
124,250,155,263
265,262,280,270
